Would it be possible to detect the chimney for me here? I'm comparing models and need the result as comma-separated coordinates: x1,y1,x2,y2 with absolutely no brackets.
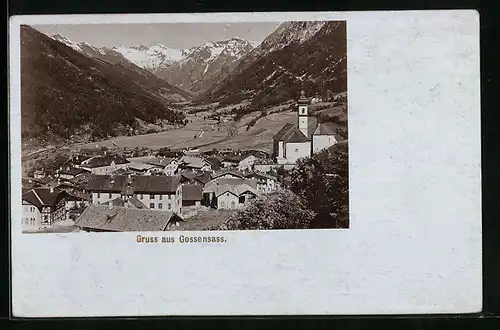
50,187,54,193
108,202,113,210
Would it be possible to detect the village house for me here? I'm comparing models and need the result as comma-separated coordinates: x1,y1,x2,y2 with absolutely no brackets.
237,154,259,171
54,166,90,180
78,154,130,174
33,169,46,179
178,156,212,172
273,90,340,166
205,157,222,171
182,184,203,207
179,171,212,186
245,171,279,194
75,204,183,232
140,157,179,176
127,162,156,175
202,177,259,210
22,188,68,231
221,154,245,168
86,174,183,214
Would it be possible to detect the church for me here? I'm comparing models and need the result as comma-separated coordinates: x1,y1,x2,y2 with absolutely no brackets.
273,90,340,165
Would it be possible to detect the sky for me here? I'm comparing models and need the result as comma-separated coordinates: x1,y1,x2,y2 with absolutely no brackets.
32,23,281,49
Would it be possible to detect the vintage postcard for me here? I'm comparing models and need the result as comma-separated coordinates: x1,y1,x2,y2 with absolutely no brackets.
10,11,481,317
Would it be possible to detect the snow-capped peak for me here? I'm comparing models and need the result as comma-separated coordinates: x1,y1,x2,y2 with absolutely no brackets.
112,44,189,71
51,34,83,52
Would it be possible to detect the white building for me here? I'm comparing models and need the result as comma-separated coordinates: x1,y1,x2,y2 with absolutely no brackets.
245,172,279,194
237,155,258,171
202,177,259,210
79,155,130,174
22,188,67,231
86,174,183,215
273,90,341,166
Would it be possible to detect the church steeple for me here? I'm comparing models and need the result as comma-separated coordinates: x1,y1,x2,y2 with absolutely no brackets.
297,89,309,137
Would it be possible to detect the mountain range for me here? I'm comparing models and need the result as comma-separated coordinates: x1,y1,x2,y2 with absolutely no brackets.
202,21,347,106
21,25,187,145
55,36,258,95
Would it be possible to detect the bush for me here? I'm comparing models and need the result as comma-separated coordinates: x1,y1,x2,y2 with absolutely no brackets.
280,143,349,228
213,189,315,230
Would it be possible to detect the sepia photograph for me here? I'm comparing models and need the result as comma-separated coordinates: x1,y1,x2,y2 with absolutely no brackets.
19,20,348,233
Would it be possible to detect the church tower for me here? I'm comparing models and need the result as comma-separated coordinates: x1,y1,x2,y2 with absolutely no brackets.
297,89,309,137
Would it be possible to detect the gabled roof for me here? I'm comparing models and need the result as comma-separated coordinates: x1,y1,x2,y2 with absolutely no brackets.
75,205,180,232
182,184,203,201
80,155,129,168
128,162,156,171
313,122,338,135
214,183,258,198
143,157,176,167
85,175,180,193
212,169,245,179
205,157,222,170
273,123,295,141
179,156,209,169
132,175,180,193
22,188,67,209
204,178,259,194
58,167,89,176
285,129,310,143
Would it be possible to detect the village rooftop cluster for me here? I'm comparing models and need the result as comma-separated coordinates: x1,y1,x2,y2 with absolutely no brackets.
21,92,342,233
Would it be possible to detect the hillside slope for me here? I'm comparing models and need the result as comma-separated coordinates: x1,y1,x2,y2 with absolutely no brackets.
202,21,347,106
21,25,186,144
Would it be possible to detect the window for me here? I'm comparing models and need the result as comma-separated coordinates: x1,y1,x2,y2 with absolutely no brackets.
168,203,171,210
150,203,155,209
227,193,230,196
239,196,245,204
109,193,112,199
158,203,162,209
295,148,299,152
97,192,100,198
159,195,163,200
168,194,171,200
150,194,155,199
140,194,143,200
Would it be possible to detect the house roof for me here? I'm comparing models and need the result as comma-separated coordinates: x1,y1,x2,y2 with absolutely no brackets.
214,183,258,198
182,184,203,201
86,175,180,193
58,167,89,176
142,157,176,167
204,178,259,194
205,157,222,170
179,156,208,169
22,188,67,209
75,204,180,232
128,162,156,171
212,169,245,179
80,155,129,168
102,197,126,207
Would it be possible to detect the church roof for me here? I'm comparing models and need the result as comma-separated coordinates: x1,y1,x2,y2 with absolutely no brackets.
313,122,337,135
274,123,310,143
273,123,295,141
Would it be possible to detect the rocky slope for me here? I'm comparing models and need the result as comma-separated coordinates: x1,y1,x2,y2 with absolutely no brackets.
112,38,256,94
21,25,186,145
201,21,347,107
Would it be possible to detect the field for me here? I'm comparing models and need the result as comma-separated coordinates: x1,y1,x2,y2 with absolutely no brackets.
67,101,345,154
